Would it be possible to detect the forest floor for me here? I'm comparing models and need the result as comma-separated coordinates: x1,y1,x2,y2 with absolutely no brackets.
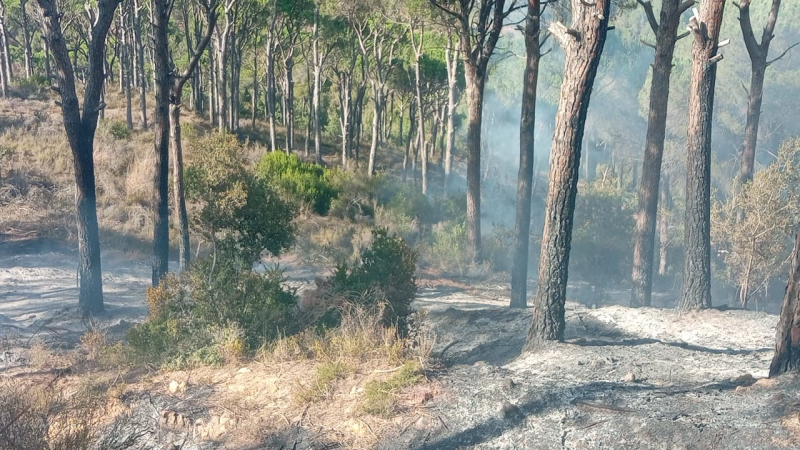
2,245,800,449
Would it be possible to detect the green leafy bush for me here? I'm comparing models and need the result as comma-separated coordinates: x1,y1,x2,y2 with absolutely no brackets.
108,120,132,140
315,229,418,334
569,179,635,299
256,151,339,215
386,183,436,224
128,258,298,368
186,133,296,264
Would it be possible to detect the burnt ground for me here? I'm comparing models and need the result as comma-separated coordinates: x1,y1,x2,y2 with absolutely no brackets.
2,251,800,450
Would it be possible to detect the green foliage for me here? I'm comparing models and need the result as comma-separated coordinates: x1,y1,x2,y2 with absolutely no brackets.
426,221,475,276
256,151,339,215
186,133,296,264
297,361,354,403
325,228,418,334
386,183,436,224
711,139,800,306
108,120,132,140
569,179,636,296
128,257,298,368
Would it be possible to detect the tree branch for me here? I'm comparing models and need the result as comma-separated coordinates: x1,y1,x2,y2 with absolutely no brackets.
678,0,695,14
767,42,799,66
176,0,218,91
636,0,658,36
737,0,761,61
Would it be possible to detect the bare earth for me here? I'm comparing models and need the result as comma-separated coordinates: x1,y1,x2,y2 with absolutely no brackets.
2,249,800,449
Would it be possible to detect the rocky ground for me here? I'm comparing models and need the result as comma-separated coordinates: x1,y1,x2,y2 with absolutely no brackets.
1,247,799,450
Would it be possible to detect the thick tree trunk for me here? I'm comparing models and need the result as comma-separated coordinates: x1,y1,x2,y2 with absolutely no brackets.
630,0,686,308
769,231,800,377
464,65,485,255
510,0,540,309
152,0,171,286
527,0,610,345
38,0,119,314
678,0,725,311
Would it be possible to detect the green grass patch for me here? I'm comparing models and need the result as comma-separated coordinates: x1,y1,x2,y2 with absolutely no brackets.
362,361,422,417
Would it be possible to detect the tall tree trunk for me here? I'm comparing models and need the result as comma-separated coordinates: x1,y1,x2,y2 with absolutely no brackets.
20,0,33,79
464,66,485,253
285,53,295,152
121,11,133,129
133,0,147,128
368,84,381,175
658,174,672,277
0,0,10,93
736,0,782,185
412,29,426,194
38,0,120,314
527,0,610,345
510,0,541,309
444,41,458,195
266,37,277,151
678,0,725,311
170,103,190,271
769,231,800,377
312,6,322,163
252,51,257,128
152,0,171,286
169,0,215,272
630,0,687,307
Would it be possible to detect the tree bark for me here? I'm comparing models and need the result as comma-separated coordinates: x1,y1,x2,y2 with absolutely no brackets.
20,0,34,79
133,0,147,128
630,0,690,307
678,0,725,311
769,231,800,377
38,0,120,314
464,65,484,253
151,0,171,286
658,174,673,277
736,0,782,185
312,6,322,163
527,0,610,344
510,0,540,309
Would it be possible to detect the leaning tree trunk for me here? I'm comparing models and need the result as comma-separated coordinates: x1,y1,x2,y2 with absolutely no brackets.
151,0,171,286
170,103,190,271
678,0,725,311
769,231,800,377
736,0,782,185
510,0,541,309
630,0,688,308
527,0,610,345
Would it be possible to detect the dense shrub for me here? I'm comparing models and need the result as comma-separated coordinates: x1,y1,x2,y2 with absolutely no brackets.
426,221,475,276
108,120,131,140
315,228,418,334
186,133,296,264
569,179,635,299
129,259,297,367
257,151,339,215
386,183,436,224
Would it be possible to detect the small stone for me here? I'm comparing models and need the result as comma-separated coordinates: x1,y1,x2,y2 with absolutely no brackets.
168,380,180,394
754,377,779,388
622,372,637,383
237,367,251,374
732,373,756,385
502,379,517,390
501,401,522,420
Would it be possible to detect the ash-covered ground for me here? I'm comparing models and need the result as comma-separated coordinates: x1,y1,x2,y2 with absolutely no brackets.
2,250,799,449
